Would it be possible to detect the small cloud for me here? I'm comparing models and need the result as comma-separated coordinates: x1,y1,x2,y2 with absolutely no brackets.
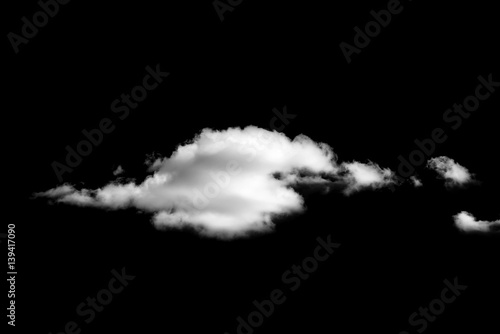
340,161,396,195
453,211,500,233
410,176,423,187
427,156,474,187
113,165,124,176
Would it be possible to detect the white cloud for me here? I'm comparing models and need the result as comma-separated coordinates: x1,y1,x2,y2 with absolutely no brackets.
340,161,396,195
453,211,500,233
427,156,474,186
35,126,397,238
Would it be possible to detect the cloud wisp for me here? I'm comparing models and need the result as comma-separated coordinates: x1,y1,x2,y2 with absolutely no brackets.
410,176,423,187
113,165,124,176
453,211,500,234
35,126,398,238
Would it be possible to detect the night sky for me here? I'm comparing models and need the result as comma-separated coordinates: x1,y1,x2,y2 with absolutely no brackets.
6,0,499,333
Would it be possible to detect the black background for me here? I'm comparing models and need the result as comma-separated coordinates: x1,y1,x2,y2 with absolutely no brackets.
5,0,499,333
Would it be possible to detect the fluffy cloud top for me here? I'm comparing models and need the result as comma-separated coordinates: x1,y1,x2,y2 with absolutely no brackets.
453,211,500,233
35,126,397,238
427,156,474,186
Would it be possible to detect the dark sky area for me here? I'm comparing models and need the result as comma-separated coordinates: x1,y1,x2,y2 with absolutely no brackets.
5,0,499,333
